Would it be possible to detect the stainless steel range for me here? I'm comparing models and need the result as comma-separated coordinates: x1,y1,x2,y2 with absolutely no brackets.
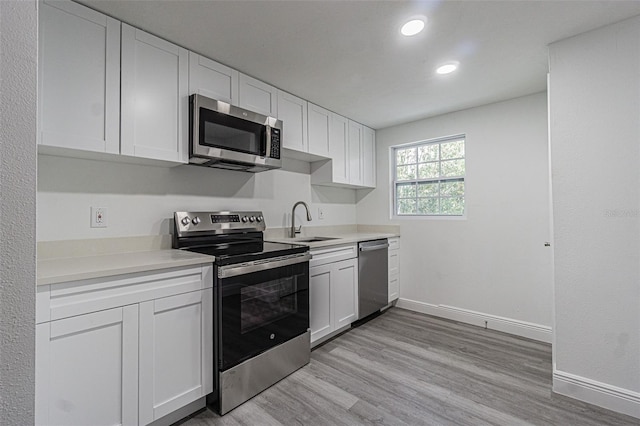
173,211,311,415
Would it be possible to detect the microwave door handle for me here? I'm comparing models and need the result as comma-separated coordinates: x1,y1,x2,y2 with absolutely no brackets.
264,125,271,157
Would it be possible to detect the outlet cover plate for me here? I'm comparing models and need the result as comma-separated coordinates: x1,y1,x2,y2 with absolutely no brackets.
91,207,107,228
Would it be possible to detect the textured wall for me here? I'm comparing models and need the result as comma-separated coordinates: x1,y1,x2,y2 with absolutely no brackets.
549,15,640,410
0,0,38,423
356,93,553,331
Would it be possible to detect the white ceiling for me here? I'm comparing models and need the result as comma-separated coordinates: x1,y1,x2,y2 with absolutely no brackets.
78,0,640,129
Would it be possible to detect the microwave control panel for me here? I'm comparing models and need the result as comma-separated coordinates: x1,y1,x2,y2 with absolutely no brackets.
270,128,281,159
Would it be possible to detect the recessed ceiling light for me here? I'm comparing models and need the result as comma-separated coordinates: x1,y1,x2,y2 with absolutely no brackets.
436,62,459,75
401,19,425,36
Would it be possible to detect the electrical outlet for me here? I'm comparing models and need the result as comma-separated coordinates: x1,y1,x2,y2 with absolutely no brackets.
91,207,107,228
318,207,325,220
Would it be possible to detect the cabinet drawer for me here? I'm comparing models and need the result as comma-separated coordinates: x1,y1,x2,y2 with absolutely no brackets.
388,237,400,251
43,265,212,321
388,250,399,277
310,244,357,268
388,274,399,303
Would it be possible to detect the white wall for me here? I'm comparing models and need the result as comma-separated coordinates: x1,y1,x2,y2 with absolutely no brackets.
357,93,553,340
549,16,640,418
37,155,356,241
0,0,37,422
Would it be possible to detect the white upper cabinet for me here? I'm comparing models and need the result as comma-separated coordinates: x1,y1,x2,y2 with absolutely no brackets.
362,126,376,188
311,116,376,189
310,112,349,186
39,0,120,154
307,103,331,157
278,91,308,152
330,113,350,185
188,52,238,104
348,120,363,186
238,73,278,117
37,3,375,184
121,24,189,164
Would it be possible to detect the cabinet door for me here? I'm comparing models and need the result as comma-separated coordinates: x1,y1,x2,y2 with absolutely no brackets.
330,113,349,184
278,91,308,152
362,126,376,188
238,73,277,117
188,52,238,105
388,275,399,303
308,103,331,157
333,258,358,329
35,306,139,426
388,238,400,302
121,24,188,163
39,0,120,154
139,289,213,425
309,264,333,343
388,249,399,302
348,120,363,186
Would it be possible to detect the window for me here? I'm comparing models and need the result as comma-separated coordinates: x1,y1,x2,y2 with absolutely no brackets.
393,135,465,216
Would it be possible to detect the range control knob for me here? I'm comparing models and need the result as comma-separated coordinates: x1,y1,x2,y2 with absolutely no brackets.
256,216,263,223
249,216,256,223
241,216,248,223
181,217,190,226
192,217,201,225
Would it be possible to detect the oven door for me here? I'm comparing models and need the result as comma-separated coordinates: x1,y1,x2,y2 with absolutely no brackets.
217,253,310,371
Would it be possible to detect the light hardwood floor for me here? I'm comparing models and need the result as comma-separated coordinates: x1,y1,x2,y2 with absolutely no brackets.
178,308,638,425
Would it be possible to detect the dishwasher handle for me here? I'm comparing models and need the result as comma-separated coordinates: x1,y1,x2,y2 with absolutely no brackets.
359,242,390,252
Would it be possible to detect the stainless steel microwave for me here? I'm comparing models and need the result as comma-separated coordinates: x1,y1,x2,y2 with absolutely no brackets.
189,94,282,172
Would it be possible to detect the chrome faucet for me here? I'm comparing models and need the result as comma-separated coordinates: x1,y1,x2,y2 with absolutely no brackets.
291,201,312,238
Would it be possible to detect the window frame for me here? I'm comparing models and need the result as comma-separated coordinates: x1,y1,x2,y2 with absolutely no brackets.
390,134,467,219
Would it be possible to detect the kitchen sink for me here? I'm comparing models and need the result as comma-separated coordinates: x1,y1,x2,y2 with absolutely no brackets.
294,237,340,243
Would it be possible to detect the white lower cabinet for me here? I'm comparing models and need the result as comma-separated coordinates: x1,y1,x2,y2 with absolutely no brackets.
310,264,332,341
139,289,213,425
36,306,139,426
309,245,358,346
333,259,359,329
35,265,213,426
388,237,400,303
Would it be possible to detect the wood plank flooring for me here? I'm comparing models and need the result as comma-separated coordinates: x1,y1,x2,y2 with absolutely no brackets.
177,308,638,426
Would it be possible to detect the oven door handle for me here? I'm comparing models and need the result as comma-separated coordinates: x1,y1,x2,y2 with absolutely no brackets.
218,253,311,278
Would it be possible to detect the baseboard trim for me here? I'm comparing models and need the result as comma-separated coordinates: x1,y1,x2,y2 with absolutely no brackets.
553,370,640,419
396,298,552,343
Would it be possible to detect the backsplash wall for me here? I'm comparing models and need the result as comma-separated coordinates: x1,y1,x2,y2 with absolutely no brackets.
37,155,356,241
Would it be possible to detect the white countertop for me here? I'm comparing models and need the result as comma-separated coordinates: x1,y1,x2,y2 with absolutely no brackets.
37,229,399,286
266,232,400,249
37,249,215,286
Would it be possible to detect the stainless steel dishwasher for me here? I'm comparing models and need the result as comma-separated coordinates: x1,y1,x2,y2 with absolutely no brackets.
358,239,389,319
